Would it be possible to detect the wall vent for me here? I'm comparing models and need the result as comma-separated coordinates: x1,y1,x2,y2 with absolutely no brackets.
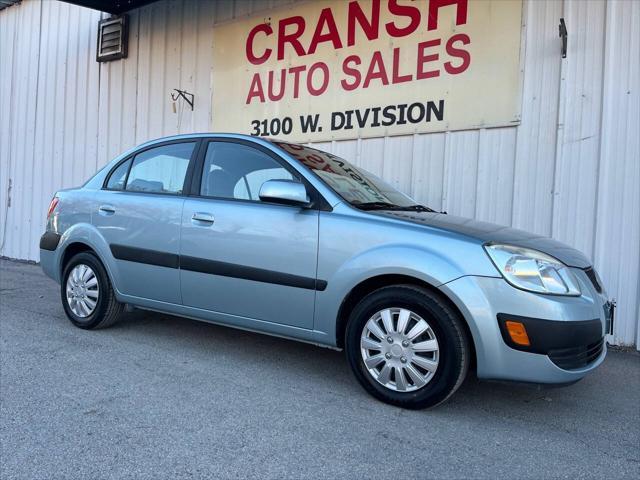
96,15,128,62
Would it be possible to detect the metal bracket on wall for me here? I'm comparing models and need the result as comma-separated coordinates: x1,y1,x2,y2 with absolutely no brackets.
559,18,567,58
170,89,194,111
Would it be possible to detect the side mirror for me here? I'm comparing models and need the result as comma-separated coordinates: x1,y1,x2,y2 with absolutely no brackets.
259,179,310,207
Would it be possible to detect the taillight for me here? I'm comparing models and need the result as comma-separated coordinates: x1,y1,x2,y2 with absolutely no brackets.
47,197,59,219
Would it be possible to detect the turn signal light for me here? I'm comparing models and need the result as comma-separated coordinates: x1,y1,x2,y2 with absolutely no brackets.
505,320,530,346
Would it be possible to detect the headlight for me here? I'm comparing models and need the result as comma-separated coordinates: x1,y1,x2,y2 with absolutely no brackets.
484,244,581,296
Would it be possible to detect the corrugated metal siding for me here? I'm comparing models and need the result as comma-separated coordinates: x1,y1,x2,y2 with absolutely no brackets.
512,0,562,237
593,0,640,347
552,0,606,258
1,0,44,261
0,0,638,346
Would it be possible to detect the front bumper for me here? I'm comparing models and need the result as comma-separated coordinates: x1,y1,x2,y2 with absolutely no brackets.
496,314,604,370
439,268,610,384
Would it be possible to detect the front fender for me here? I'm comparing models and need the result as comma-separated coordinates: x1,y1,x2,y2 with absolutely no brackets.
313,243,499,345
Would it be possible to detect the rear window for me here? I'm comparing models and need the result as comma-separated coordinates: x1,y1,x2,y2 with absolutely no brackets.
105,159,131,190
125,143,195,195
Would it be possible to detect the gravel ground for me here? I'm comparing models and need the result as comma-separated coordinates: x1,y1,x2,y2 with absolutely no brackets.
1,259,639,479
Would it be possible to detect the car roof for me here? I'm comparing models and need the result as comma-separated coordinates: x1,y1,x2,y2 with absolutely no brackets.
136,133,276,150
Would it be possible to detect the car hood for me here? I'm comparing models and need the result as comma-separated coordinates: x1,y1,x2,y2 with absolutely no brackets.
372,211,592,268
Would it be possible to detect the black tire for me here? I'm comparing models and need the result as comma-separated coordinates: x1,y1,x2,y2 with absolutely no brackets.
61,251,124,329
345,285,470,409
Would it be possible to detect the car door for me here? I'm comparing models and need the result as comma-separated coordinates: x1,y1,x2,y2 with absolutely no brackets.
180,140,319,329
93,140,199,304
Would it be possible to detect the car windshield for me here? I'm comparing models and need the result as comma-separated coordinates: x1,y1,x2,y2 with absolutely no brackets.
272,141,433,211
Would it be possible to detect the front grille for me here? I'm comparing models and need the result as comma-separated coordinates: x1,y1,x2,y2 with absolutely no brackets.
548,337,604,370
584,267,603,293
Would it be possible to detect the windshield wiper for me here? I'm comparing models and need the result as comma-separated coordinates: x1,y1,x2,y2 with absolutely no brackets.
353,201,400,210
401,204,436,212
354,202,435,212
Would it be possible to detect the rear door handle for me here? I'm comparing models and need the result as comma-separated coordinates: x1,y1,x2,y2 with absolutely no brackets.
192,212,214,224
98,204,115,215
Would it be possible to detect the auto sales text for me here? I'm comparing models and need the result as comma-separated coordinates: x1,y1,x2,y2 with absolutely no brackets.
244,0,471,104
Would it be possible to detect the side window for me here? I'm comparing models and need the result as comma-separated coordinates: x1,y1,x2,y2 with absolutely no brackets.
105,159,131,190
200,143,294,200
126,142,195,194
232,168,292,201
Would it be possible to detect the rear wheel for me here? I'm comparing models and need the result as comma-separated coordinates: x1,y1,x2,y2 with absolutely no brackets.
61,252,123,329
345,285,469,409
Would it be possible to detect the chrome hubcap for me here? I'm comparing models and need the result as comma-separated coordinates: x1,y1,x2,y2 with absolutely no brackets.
65,264,99,318
360,308,439,392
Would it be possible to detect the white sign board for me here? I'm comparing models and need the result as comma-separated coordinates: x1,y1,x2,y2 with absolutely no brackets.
212,0,523,142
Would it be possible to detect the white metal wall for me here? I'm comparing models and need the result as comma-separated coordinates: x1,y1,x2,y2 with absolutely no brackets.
0,0,638,347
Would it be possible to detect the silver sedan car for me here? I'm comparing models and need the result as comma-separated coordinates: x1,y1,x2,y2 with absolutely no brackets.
40,134,614,408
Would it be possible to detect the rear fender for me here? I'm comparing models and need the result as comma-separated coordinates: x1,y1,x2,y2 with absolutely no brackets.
54,223,121,297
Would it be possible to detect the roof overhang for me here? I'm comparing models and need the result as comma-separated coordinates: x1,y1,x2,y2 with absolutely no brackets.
0,0,21,11
59,0,160,15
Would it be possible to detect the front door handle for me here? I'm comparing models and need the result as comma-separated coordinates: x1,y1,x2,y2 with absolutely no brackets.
192,212,214,224
98,204,115,215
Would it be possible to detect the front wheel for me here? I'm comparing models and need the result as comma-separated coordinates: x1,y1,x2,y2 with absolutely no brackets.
345,285,470,409
61,252,123,329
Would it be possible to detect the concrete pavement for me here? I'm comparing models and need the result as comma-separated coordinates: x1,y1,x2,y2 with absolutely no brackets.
1,259,638,479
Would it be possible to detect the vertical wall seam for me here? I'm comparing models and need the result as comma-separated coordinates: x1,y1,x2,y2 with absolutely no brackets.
510,0,528,228
550,0,566,239
134,12,140,145
177,1,184,133
161,1,168,135
96,59,102,171
591,0,609,260
0,4,20,254
412,133,418,201
71,8,81,186
105,63,111,162
27,0,44,259
59,3,70,193
83,10,92,175
441,132,449,212
474,129,483,219
145,7,152,142
118,44,125,152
